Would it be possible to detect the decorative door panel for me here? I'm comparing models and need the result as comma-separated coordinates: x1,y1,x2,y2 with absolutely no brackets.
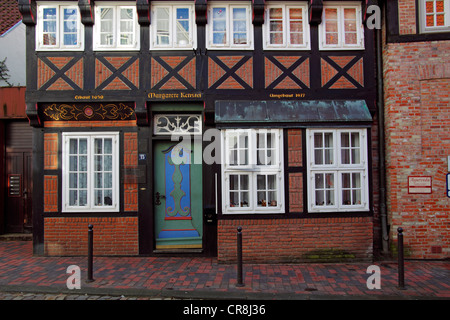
154,141,202,249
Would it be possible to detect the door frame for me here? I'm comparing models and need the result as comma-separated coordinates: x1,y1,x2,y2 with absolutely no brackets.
141,105,217,257
153,140,203,251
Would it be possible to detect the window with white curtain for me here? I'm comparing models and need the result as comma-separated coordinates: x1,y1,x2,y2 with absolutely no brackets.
307,129,369,212
62,132,119,212
94,2,140,50
151,2,196,49
221,129,284,214
206,2,253,49
264,2,310,50
319,2,364,50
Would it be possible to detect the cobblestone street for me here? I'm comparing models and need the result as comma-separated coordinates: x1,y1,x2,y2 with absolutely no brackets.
0,291,178,300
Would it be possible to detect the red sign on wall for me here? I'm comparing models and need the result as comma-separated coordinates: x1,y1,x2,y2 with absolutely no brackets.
408,176,432,194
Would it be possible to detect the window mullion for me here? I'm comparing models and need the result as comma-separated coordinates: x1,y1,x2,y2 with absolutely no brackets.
87,136,93,210
226,5,231,46
284,7,288,47
114,7,119,48
338,7,344,47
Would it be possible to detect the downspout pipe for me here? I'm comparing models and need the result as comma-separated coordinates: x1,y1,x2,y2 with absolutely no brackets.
376,0,390,255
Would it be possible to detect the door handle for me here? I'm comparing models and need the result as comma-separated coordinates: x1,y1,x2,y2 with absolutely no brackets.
155,192,165,205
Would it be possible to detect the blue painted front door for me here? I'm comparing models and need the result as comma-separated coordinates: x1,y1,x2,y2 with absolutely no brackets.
154,141,202,249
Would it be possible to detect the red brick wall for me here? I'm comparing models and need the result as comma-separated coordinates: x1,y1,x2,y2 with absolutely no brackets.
383,40,450,259
151,56,196,89
44,175,58,213
38,57,83,90
398,0,417,35
44,133,58,170
123,132,138,212
44,217,138,256
95,56,139,90
218,217,373,263
208,56,253,89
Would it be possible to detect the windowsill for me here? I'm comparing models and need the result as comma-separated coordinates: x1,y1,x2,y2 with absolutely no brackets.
206,46,254,51
318,46,365,51
93,47,141,51
36,47,85,51
263,46,311,51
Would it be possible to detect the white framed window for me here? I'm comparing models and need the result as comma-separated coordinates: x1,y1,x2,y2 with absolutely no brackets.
263,2,310,50
94,2,140,50
207,2,253,50
150,2,196,49
62,132,120,212
420,0,450,33
319,2,364,50
307,129,369,212
221,129,284,214
36,2,84,50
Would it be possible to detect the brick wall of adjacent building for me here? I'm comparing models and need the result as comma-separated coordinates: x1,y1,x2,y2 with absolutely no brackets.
383,37,450,259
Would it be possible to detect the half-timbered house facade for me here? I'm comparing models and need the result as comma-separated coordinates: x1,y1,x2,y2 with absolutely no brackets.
19,0,380,262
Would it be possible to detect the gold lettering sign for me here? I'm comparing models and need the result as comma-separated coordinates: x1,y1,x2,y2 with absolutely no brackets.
148,92,203,100
269,93,306,99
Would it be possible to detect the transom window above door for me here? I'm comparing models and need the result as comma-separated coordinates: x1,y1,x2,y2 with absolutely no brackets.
153,114,202,135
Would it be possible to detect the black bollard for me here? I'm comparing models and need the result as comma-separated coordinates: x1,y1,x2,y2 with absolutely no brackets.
236,226,244,287
397,227,405,289
87,224,94,282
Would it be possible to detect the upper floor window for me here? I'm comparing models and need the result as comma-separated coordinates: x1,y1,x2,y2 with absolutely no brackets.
151,2,196,49
264,2,310,50
36,3,84,50
94,2,140,50
207,2,253,49
319,2,364,50
420,0,450,33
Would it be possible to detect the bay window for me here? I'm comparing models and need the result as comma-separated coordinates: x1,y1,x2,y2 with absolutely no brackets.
222,129,284,214
307,129,369,212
